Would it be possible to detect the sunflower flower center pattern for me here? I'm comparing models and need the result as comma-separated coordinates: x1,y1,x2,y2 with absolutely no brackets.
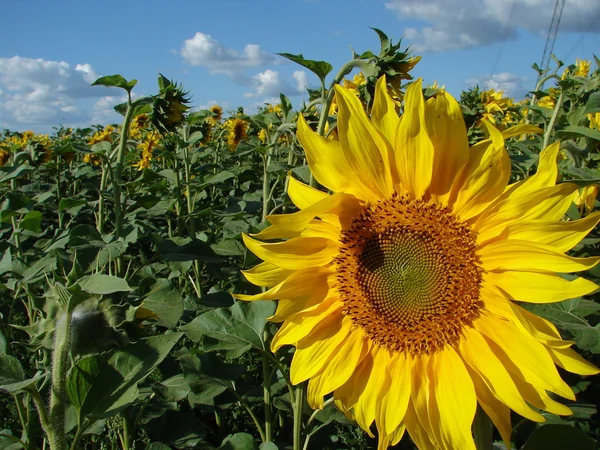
336,194,482,355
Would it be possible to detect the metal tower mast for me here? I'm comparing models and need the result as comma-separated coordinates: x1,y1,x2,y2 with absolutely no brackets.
540,0,566,72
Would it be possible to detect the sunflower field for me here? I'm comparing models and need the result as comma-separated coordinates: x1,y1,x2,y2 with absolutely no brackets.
1,30,600,450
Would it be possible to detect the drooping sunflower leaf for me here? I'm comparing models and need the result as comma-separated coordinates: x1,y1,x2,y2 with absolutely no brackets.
181,300,275,358
277,53,332,82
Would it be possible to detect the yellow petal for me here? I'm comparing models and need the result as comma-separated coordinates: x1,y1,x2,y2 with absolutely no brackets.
334,83,394,199
270,297,342,351
242,234,338,270
469,373,514,446
297,114,378,201
353,346,391,437
253,219,340,241
451,132,510,220
484,270,598,303
512,378,573,416
502,212,600,252
475,183,579,242
404,399,436,449
425,90,469,205
549,346,599,375
480,239,600,273
459,326,544,422
266,192,361,235
371,76,400,184
501,124,543,139
241,262,293,287
395,79,434,199
287,175,328,209
290,313,350,383
335,349,373,412
306,320,367,409
431,346,477,450
235,266,333,301
376,352,412,436
475,314,574,400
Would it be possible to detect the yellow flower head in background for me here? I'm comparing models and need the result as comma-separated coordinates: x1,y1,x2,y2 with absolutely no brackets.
266,103,283,116
258,128,268,145
574,185,598,216
588,112,600,130
88,125,116,145
133,130,161,170
225,117,249,151
562,58,592,79
538,87,558,109
0,148,10,166
237,76,599,449
209,105,223,125
130,113,150,140
83,153,102,166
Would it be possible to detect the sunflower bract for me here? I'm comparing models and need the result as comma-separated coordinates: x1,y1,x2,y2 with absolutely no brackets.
236,75,600,450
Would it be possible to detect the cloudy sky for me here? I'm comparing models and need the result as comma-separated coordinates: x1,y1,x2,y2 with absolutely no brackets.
1,0,599,132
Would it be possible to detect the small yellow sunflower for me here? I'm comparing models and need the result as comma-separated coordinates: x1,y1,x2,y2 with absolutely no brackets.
209,104,223,125
237,76,599,449
225,117,249,151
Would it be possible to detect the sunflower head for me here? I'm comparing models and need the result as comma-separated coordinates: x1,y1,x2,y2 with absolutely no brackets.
237,75,599,449
208,104,223,125
0,148,10,166
151,74,191,133
225,117,249,151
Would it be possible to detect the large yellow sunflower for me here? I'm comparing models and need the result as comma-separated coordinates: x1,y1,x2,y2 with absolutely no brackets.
236,76,600,449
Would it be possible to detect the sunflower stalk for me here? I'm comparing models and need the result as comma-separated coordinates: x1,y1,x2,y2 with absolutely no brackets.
542,89,564,151
473,407,493,450
292,382,305,450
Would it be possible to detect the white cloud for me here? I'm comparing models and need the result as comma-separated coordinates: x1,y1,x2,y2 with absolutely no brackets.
244,69,308,99
0,56,122,130
292,70,309,92
386,0,600,51
180,32,280,79
466,72,529,97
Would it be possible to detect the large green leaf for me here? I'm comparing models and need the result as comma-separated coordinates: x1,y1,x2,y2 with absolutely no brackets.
78,274,131,295
80,333,182,418
92,74,137,92
277,53,332,82
583,91,600,115
157,237,222,263
19,210,42,232
555,126,600,141
522,424,594,450
0,355,45,394
138,278,184,329
66,356,100,411
181,300,275,358
218,433,259,450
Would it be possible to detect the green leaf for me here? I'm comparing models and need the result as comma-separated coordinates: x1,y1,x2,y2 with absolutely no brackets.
584,91,600,115
19,210,42,233
92,74,137,92
259,443,279,450
0,355,45,394
80,333,182,418
0,165,34,183
0,248,12,276
200,170,236,188
277,53,332,82
218,433,258,450
157,238,222,263
522,424,594,450
181,301,275,358
139,279,184,329
67,356,100,411
58,198,87,215
78,274,131,295
555,126,600,141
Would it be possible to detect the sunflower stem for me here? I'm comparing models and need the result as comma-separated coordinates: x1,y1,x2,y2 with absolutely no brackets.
473,406,493,450
542,89,564,150
292,382,305,450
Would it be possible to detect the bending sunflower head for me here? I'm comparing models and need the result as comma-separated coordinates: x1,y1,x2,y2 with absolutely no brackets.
236,76,600,449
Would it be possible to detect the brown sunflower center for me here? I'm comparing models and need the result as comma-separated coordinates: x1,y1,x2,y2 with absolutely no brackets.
336,194,482,355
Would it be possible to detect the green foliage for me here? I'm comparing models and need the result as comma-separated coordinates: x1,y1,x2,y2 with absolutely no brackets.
0,34,599,450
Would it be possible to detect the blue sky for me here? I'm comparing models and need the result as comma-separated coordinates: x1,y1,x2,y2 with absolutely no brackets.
1,0,599,133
